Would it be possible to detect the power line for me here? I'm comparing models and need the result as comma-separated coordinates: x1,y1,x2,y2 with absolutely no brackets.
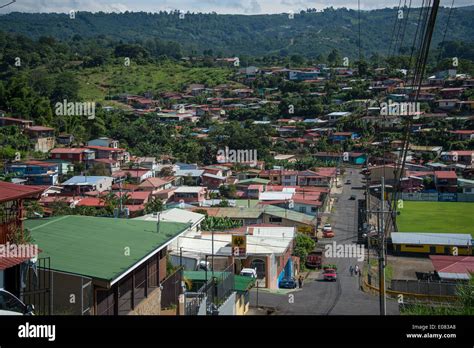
388,0,404,57
436,0,455,63
396,0,413,56
0,0,15,10
391,0,408,58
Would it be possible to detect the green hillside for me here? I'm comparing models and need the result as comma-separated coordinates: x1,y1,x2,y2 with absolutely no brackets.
0,7,473,58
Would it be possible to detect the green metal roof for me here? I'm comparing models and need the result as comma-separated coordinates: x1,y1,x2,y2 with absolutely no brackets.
234,199,260,208
25,216,188,282
262,205,316,225
237,178,270,185
183,271,255,292
213,207,263,219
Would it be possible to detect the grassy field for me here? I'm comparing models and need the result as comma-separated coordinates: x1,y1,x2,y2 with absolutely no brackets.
397,201,474,236
75,61,236,101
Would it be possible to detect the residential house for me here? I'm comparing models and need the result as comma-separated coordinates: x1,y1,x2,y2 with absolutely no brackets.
331,132,358,143
137,177,174,192
174,169,204,186
441,151,474,166
458,178,474,194
0,182,43,302
61,176,113,194
440,88,464,99
91,158,120,175
86,146,130,166
173,225,296,289
25,126,56,153
173,186,207,205
0,116,33,130
298,168,336,188
434,171,457,193
50,148,95,164
326,111,351,123
57,134,75,146
87,137,119,149
112,169,153,184
450,130,474,141
24,215,190,315
435,99,459,111
6,161,59,186
202,173,227,189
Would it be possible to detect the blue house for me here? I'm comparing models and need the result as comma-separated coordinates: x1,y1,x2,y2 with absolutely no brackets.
7,161,59,185
349,152,367,165
288,70,320,81
331,132,359,143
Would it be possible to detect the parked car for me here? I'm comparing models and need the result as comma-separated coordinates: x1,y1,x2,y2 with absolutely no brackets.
323,223,335,238
279,278,297,289
0,289,34,315
240,268,257,278
345,180,351,185
323,269,337,281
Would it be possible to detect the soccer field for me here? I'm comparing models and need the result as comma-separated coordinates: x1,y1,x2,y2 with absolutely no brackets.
397,201,474,236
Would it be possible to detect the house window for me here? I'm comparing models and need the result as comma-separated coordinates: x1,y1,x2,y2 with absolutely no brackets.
404,244,424,248
273,177,278,181
311,207,317,213
269,217,282,223
68,154,73,159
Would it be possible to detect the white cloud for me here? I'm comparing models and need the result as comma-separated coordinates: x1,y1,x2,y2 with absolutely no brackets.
0,0,471,14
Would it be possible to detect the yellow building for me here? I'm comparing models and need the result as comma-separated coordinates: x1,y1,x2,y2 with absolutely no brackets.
391,232,473,256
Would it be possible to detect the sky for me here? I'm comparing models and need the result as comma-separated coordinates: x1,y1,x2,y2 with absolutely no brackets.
0,0,470,14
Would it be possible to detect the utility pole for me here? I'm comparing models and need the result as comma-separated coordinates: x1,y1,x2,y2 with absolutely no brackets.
156,211,161,234
379,176,386,316
211,229,214,278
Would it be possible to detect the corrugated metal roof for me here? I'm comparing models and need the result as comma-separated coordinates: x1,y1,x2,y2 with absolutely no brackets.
0,181,45,203
391,232,472,246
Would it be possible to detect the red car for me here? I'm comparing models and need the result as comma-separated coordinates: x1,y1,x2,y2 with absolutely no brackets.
323,268,337,281
322,224,335,238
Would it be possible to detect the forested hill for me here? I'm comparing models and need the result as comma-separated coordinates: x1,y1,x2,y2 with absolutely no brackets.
0,6,473,58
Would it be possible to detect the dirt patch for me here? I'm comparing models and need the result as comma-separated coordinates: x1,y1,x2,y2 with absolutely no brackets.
388,255,434,280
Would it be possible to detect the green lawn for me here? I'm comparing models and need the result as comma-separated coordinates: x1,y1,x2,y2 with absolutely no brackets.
397,201,474,236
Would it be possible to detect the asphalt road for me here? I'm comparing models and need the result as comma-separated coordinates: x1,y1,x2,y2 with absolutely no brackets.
249,168,399,315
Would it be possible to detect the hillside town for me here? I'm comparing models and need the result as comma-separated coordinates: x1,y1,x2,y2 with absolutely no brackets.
1,57,473,316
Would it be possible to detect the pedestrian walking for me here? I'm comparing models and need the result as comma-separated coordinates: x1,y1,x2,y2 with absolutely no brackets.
349,265,354,276
355,264,360,275
298,275,303,288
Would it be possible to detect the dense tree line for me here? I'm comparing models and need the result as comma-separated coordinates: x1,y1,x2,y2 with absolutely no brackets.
0,7,472,59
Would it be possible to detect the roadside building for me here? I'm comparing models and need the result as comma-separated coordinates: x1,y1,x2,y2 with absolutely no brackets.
390,232,473,256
